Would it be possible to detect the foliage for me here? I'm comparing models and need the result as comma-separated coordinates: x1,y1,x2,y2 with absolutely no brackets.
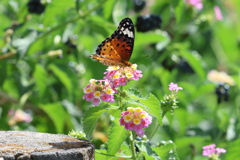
0,0,240,159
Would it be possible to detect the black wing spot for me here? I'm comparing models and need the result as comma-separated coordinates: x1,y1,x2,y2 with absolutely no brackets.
116,43,120,47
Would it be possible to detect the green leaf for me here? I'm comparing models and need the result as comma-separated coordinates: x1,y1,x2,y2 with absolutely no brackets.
39,102,66,133
213,23,239,64
139,94,162,125
152,141,179,160
43,0,75,26
170,0,180,8
48,64,73,94
127,88,144,99
224,139,240,160
33,64,47,98
83,107,106,140
181,51,206,81
14,30,38,57
136,142,160,160
95,150,117,160
107,118,129,155
174,0,185,25
103,0,116,20
128,91,162,125
135,32,170,48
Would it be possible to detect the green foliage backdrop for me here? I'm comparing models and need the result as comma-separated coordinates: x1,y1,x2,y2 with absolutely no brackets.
0,0,239,159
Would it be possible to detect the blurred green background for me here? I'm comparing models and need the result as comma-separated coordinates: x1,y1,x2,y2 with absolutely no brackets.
0,0,239,159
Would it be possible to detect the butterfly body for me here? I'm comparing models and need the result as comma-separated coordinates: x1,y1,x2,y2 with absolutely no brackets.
90,18,135,67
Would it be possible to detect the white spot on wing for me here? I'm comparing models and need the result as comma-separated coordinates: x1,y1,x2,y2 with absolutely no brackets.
122,28,134,38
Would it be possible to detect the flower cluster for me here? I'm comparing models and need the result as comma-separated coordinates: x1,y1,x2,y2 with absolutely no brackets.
83,64,142,106
202,144,226,159
83,79,115,106
104,64,142,88
120,107,152,137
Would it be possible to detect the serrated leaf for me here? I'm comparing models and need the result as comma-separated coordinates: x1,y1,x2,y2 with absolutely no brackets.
131,93,162,125
136,142,160,160
127,88,144,99
83,107,106,139
107,118,129,155
33,64,47,98
152,142,179,160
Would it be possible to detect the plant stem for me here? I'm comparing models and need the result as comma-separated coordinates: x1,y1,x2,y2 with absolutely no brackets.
118,86,123,111
149,109,167,141
130,131,137,160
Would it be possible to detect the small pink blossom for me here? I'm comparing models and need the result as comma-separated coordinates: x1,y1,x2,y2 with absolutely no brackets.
83,92,94,101
202,144,226,158
214,6,223,21
100,93,109,101
119,77,127,86
92,98,100,106
113,79,120,88
216,148,226,155
8,109,32,126
133,70,143,80
168,82,183,92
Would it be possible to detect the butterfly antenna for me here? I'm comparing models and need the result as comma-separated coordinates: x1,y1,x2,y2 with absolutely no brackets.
133,55,149,63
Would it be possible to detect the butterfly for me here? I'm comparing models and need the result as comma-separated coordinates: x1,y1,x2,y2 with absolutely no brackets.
90,17,135,67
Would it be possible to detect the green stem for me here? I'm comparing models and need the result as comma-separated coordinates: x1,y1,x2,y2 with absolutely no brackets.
118,86,124,111
26,0,109,54
130,131,137,160
149,109,167,141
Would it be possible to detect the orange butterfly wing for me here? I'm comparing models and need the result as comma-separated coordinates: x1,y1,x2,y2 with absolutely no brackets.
90,18,135,67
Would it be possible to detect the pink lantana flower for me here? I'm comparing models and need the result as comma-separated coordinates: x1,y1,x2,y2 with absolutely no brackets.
185,0,203,10
82,79,116,106
119,107,152,137
202,144,226,158
168,82,183,92
104,64,143,88
83,64,143,106
92,98,101,106
214,6,223,21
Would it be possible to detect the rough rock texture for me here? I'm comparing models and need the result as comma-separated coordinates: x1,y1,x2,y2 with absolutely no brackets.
0,131,94,160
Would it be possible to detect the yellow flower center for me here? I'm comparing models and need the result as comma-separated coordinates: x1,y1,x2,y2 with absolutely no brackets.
133,118,141,125
124,115,132,122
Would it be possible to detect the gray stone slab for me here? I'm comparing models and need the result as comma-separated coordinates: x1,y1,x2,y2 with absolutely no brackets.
0,131,94,160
